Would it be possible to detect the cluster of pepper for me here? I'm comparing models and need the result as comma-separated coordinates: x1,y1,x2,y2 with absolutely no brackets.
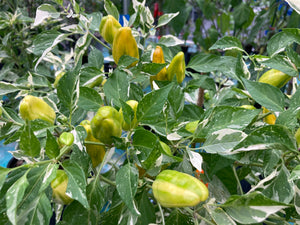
16,15,208,208
16,16,297,208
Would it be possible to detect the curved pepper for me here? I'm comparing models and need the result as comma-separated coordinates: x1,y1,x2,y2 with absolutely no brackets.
258,69,292,88
112,27,139,67
152,170,209,207
91,106,123,144
150,46,168,86
167,51,186,84
19,95,56,124
99,15,122,45
80,120,106,168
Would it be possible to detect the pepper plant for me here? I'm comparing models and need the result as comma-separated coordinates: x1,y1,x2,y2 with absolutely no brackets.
0,0,300,224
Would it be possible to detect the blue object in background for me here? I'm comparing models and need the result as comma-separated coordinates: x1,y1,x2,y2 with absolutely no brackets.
119,14,130,26
0,140,17,168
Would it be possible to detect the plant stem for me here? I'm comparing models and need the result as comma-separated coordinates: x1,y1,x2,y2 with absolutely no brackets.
88,31,111,50
99,175,116,186
158,203,165,225
0,106,23,126
84,141,106,146
56,145,72,160
184,207,215,225
232,165,243,195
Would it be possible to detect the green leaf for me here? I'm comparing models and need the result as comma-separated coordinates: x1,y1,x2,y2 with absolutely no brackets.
104,0,119,20
74,32,92,67
62,160,89,209
137,190,156,225
118,55,139,68
259,55,298,77
267,28,300,57
158,35,184,47
115,164,140,216
141,62,168,75
261,165,294,204
86,12,102,32
206,205,237,225
78,87,103,111
156,12,179,28
99,203,124,225
233,3,254,29
233,125,298,153
167,85,184,119
290,165,300,181
39,163,58,193
61,178,104,225
20,124,41,157
165,209,194,225
196,106,259,139
136,84,172,123
79,67,103,86
45,129,60,159
203,129,247,154
57,71,78,109
33,4,60,27
242,78,285,112
187,54,240,81
120,100,135,125
88,46,104,69
25,193,52,225
61,202,90,225
103,70,130,108
132,128,161,170
0,82,20,95
87,178,105,216
129,83,144,102
185,75,216,92
70,145,90,178
6,172,29,225
209,36,244,52
30,31,61,55
179,104,204,121
163,0,192,34
10,165,55,224
221,192,288,224
32,31,70,69
217,13,230,35
0,167,10,191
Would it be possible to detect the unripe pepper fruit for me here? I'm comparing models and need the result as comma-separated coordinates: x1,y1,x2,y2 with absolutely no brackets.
150,46,168,87
51,169,73,205
112,27,139,67
19,95,56,124
258,69,289,125
167,51,186,84
58,132,74,147
119,100,139,131
295,127,300,147
80,120,106,168
152,170,209,207
91,106,123,144
99,15,122,45
258,69,292,89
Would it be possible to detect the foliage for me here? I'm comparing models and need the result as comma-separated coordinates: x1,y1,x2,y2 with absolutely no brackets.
0,0,300,224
